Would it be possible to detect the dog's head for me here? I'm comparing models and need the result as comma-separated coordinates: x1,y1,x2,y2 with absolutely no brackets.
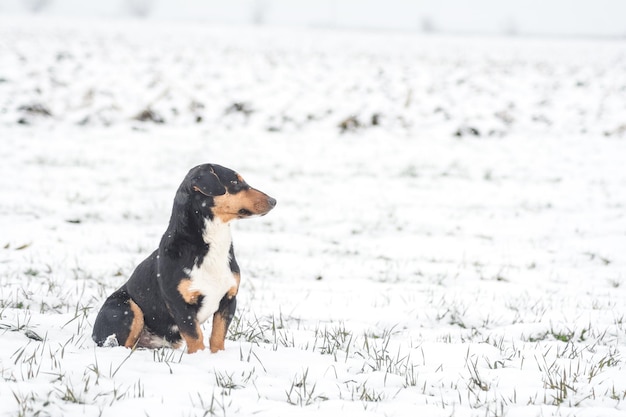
184,163,276,223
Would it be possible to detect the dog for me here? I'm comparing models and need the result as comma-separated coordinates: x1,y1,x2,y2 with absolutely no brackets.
92,163,276,353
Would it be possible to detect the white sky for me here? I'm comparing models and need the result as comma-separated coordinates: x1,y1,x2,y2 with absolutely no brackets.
2,0,625,37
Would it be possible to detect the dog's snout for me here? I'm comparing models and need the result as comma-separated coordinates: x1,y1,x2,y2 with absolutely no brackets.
268,197,277,208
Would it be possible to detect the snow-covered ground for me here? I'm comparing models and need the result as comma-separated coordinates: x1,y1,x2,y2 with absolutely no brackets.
1,16,626,417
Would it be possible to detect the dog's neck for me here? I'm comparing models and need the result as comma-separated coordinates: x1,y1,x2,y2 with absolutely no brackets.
162,199,232,253
202,218,232,248
202,218,232,259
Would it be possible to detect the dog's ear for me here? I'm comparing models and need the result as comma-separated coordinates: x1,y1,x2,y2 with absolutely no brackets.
190,168,226,197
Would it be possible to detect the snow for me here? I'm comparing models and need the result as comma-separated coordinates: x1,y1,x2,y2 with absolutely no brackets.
1,16,626,417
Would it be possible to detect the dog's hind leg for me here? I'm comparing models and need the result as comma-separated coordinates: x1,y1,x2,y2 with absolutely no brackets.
92,286,145,348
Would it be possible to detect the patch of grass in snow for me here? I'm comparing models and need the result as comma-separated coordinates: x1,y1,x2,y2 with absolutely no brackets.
313,322,353,357
535,354,578,406
359,327,410,375
214,369,255,396
399,164,419,178
609,386,626,402
0,310,33,332
11,390,38,417
229,314,425,402
532,343,623,407
434,303,469,330
464,351,490,392
3,281,623,415
228,313,273,345
286,368,328,406
190,390,231,417
523,324,607,345
152,347,185,373
350,382,385,403
4,290,626,415
8,338,146,414
608,277,622,288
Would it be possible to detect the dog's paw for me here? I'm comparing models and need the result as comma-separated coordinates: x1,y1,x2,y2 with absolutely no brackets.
209,342,225,353
187,344,206,354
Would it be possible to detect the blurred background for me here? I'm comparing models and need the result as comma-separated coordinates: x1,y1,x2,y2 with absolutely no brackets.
2,0,625,38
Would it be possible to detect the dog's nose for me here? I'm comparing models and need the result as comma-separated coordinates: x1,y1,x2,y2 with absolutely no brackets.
268,197,277,208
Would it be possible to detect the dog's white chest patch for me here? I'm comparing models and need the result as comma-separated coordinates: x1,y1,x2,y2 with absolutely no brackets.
187,219,236,324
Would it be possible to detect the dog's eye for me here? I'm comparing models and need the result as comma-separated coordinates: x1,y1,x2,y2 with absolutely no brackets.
231,180,238,185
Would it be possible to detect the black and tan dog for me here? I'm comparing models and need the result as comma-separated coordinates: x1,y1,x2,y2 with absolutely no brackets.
92,164,276,353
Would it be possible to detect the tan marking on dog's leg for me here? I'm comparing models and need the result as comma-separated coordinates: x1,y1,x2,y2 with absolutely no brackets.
209,312,228,353
226,272,240,299
177,278,201,305
181,323,205,354
124,300,145,348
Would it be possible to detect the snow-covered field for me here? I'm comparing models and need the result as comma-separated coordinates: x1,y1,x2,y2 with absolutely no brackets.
1,16,626,417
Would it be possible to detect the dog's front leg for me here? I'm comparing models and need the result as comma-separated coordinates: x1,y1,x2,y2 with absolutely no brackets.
172,307,205,353
169,278,208,353
209,293,237,353
179,317,205,354
210,247,240,352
